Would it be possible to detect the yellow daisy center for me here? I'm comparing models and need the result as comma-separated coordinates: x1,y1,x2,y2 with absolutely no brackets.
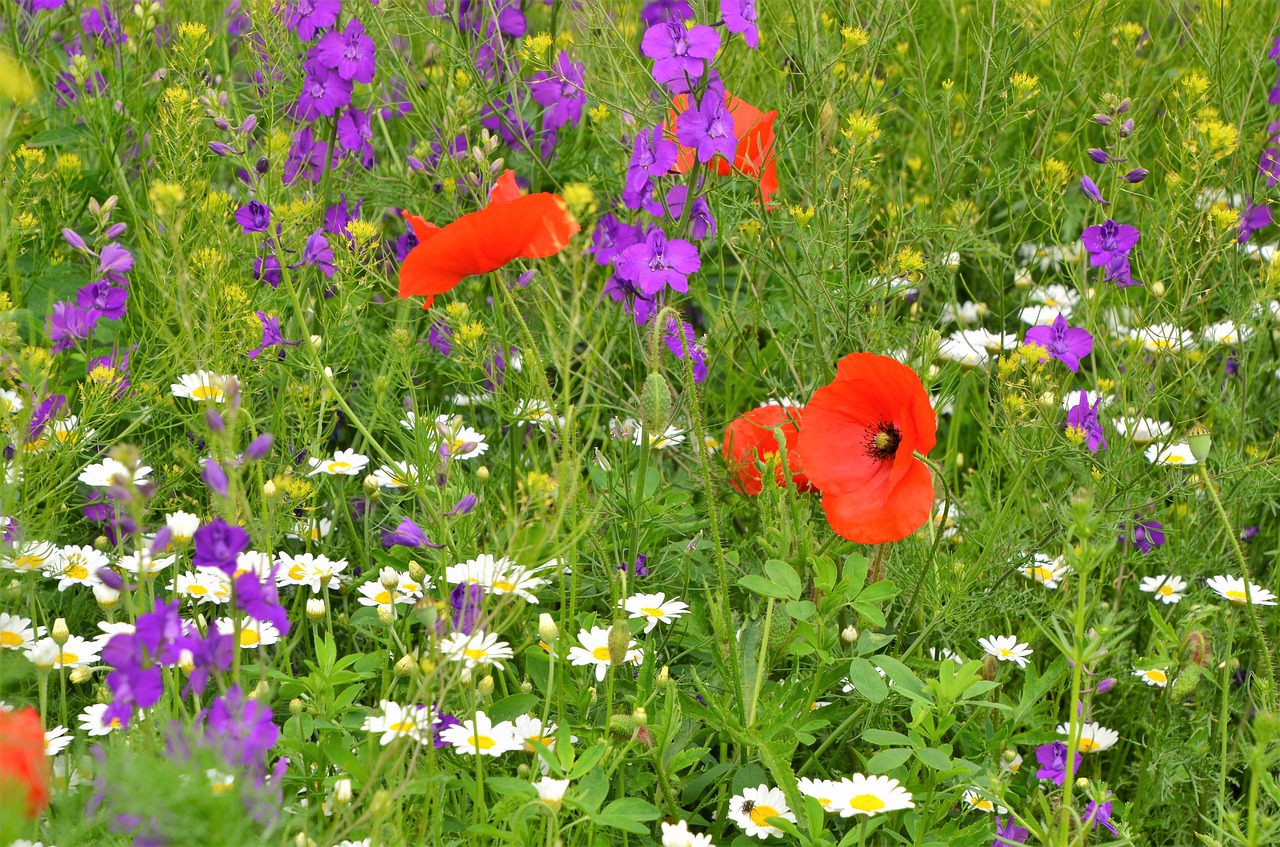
1157,585,1174,596
1226,589,1247,603
1145,670,1168,684
375,590,392,604
240,629,261,647
850,794,886,812
970,798,993,811
211,780,234,794
58,651,79,665
492,580,516,592
749,805,779,827
14,555,43,570
288,564,307,580
640,606,666,618
999,648,1014,658
1030,567,1054,582
190,385,222,401
65,562,89,580
388,720,417,734
1077,737,1098,753
473,734,496,750
188,584,208,596
2,631,24,647
592,646,612,661
1164,453,1185,464
463,648,488,661
327,461,351,473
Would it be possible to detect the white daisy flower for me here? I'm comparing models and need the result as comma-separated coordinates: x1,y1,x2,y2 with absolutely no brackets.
1056,721,1119,753
0,388,24,414
0,613,37,651
1019,305,1068,326
78,703,123,736
439,629,514,670
93,621,135,648
1000,752,1023,775
567,626,644,681
276,552,348,592
937,332,992,367
513,399,563,433
433,416,489,461
307,449,370,477
1133,667,1169,688
1138,574,1187,604
534,777,570,811
361,700,432,746
511,714,563,753
287,517,334,543
1206,574,1278,606
26,635,101,669
1115,416,1171,445
165,511,201,544
172,571,229,605
979,635,1033,668
1144,442,1198,467
1201,320,1251,345
728,784,796,838
44,725,73,757
796,777,844,813
927,647,964,664
1060,390,1112,412
1029,283,1081,310
635,424,686,450
171,370,235,403
622,592,690,633
830,774,914,818
6,541,60,573
47,545,110,591
371,462,417,489
1127,324,1196,353
440,710,523,756
233,550,276,579
117,551,175,575
446,554,548,603
961,788,1006,814
1018,553,1070,589
661,820,715,847
939,300,988,326
50,415,96,447
216,616,282,649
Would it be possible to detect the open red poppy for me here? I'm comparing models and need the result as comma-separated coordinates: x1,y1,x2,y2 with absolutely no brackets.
399,170,580,309
669,90,778,206
796,353,937,544
724,404,812,495
0,706,50,820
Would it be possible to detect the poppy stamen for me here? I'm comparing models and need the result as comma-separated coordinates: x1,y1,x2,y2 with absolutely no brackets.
865,421,902,461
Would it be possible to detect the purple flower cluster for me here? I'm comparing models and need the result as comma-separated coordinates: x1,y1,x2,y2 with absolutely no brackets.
1034,741,1080,786
1080,219,1140,287
1023,314,1093,372
1065,390,1106,453
49,227,133,353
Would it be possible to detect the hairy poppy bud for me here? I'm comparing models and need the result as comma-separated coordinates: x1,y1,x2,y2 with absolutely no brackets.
607,618,631,667
640,372,674,444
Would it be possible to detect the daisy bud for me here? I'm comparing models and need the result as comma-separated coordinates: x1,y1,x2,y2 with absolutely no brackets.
841,625,859,644
380,567,400,590
657,665,670,686
520,678,532,694
69,666,93,684
1186,424,1212,462
407,560,426,582
460,667,473,686
290,698,304,715
250,680,270,700
94,535,111,551
362,474,379,495
534,777,569,812
478,674,495,697
294,832,315,847
377,604,395,625
1150,280,1165,298
476,466,490,482
1013,267,1033,289
607,618,631,666
263,479,278,497
306,598,326,621
178,649,195,674
588,686,597,703
1075,777,1090,789
394,654,417,677
516,763,530,777
52,618,69,646
310,335,323,348
94,583,120,610
538,613,559,644
369,789,392,818
333,778,353,807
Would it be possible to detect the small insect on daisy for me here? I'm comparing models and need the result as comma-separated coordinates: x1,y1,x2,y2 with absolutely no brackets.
307,448,371,477
622,592,690,633
979,635,1033,668
1138,574,1188,604
1133,667,1169,688
728,784,797,838
1206,574,1279,606
1057,721,1119,753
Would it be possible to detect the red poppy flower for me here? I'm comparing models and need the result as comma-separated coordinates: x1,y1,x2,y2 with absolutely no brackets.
0,707,50,820
399,170,580,309
724,404,812,495
669,90,778,206
796,353,937,544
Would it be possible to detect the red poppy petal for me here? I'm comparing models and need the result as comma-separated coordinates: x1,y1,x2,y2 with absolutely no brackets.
487,170,523,206
820,457,934,544
401,210,441,245
723,405,805,495
796,381,890,494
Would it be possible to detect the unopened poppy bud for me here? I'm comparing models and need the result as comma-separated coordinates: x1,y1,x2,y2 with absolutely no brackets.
380,567,400,590
377,604,395,625
52,618,69,646
290,698,304,715
306,598,325,621
394,654,417,677
407,560,426,582
538,613,559,644
640,372,674,444
607,618,631,666
1186,424,1212,462
520,678,533,694
632,707,648,728
333,778,353,807
476,466,490,482
69,666,93,684
478,674,495,696
841,625,859,644
608,714,637,738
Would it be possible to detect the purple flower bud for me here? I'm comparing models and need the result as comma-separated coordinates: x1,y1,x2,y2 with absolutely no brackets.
1093,113,1112,125
150,526,173,554
1116,99,1131,113
202,458,229,497
102,223,128,241
445,494,477,516
214,117,231,131
1087,148,1110,164
240,114,258,136
242,433,273,462
98,567,124,590
62,228,89,252
209,141,236,157
1080,176,1110,206
1119,119,1134,138
205,407,225,433
1096,677,1117,694
1124,168,1148,183
255,157,270,174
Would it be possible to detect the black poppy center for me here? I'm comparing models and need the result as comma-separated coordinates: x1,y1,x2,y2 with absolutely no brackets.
865,421,902,461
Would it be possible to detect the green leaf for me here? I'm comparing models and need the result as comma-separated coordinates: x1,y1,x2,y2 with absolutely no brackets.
486,777,537,800
866,747,913,773
914,747,953,771
574,766,608,814
784,600,816,620
764,559,802,600
666,746,709,773
592,814,650,835
489,694,539,722
863,729,913,747
568,742,608,780
847,658,889,703
601,797,660,821
843,553,869,589
739,575,791,600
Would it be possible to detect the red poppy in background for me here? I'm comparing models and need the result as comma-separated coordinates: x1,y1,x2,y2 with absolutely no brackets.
0,707,50,821
797,353,937,544
670,90,778,206
399,170,580,309
724,404,812,495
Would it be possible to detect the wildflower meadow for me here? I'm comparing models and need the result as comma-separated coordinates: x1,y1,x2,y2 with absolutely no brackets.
4,0,1280,845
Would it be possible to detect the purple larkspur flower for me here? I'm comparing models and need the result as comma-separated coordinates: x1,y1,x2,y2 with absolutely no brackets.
446,494,477,516
254,254,283,288
1124,168,1148,183
298,229,335,277
90,348,133,396
242,433,274,463
645,185,716,240
459,0,525,37
1080,219,1140,267
1086,148,1110,164
28,393,66,444
309,17,377,83
98,242,134,283
102,636,163,728
677,83,737,164
336,107,375,168
1128,517,1164,553
664,317,708,383
381,517,444,549
249,311,301,360
993,817,1029,846
449,582,485,635
640,21,720,87
76,280,129,320
283,126,328,186
641,0,693,24
1237,201,1271,243
1079,175,1109,206
530,52,586,132
324,194,364,238
1023,314,1093,372
602,274,659,325
428,320,453,355
287,0,340,42
235,201,271,234
294,63,353,121
199,685,279,773
47,302,101,352
202,458,230,497
183,625,233,697
614,227,701,297
1034,741,1079,786
1084,798,1117,835
1241,525,1261,543
620,554,649,578
235,567,291,635
1261,148,1280,188
589,213,645,266
626,125,679,196
193,518,251,576
721,0,759,49
1066,391,1106,452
